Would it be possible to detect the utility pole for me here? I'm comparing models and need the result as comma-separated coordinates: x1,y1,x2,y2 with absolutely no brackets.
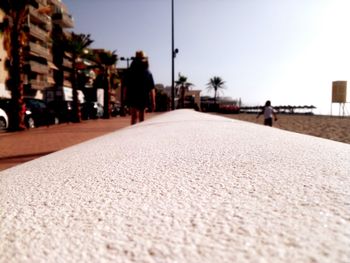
171,0,179,110
171,0,175,110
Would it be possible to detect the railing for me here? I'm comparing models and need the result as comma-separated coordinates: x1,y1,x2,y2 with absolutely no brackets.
47,75,55,84
35,0,48,6
28,6,50,24
27,23,49,42
63,71,71,79
63,58,72,68
29,42,50,59
30,79,48,90
63,80,72,88
47,0,67,13
47,0,60,7
29,61,49,74
52,12,74,28
62,12,74,27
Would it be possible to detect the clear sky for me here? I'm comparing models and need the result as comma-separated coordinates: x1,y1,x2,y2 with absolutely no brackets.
64,0,350,114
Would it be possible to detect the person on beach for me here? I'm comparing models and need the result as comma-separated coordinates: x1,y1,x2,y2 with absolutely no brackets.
257,100,278,127
124,51,156,125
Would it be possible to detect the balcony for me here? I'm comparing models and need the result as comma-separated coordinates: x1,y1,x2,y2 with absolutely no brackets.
64,71,71,79
29,5,50,25
29,42,50,59
28,61,49,75
27,23,49,42
30,79,48,90
52,11,74,28
63,58,72,68
63,80,72,88
47,75,55,85
36,0,48,6
47,0,63,9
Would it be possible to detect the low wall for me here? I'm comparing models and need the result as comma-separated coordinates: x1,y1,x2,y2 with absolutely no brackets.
1,110,349,262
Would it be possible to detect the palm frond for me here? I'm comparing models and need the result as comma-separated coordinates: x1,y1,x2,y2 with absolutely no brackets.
95,50,118,66
207,76,225,90
66,32,94,56
175,73,193,87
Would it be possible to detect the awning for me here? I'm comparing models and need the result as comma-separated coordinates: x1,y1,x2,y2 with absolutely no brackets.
48,61,58,70
64,52,72,58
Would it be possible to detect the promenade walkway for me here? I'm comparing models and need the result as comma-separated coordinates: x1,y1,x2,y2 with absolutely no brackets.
0,114,159,171
1,110,349,262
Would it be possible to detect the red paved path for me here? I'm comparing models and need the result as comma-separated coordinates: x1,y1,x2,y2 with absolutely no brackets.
0,114,159,171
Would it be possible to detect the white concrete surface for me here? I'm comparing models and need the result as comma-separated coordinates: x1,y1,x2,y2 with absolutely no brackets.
1,109,349,263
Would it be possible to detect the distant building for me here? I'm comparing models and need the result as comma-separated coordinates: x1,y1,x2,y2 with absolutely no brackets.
164,85,201,110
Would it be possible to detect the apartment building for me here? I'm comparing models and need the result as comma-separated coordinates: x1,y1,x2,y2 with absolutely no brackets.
0,9,9,98
47,0,76,102
24,0,52,98
0,0,74,101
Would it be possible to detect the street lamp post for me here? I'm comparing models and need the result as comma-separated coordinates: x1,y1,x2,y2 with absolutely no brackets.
171,0,179,110
120,57,133,68
171,0,175,110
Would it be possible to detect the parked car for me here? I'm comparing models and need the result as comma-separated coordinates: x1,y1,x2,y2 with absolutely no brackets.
110,101,121,117
0,98,58,128
24,98,59,128
81,101,104,120
0,98,16,129
0,108,9,130
0,98,12,128
0,98,13,114
47,100,73,123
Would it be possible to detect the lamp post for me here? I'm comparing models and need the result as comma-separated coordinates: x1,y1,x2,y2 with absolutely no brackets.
120,57,133,68
171,0,177,110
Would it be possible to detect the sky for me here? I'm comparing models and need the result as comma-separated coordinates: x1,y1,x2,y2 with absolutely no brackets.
63,0,350,115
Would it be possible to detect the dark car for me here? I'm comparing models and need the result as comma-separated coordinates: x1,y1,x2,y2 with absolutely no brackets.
110,101,121,117
47,100,73,123
0,98,58,128
0,98,21,129
81,101,104,120
23,98,59,128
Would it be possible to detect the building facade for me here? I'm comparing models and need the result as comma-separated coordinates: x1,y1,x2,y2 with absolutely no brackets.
0,0,74,101
0,9,9,98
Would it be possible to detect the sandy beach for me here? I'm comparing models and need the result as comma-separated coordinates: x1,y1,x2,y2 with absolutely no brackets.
214,113,350,144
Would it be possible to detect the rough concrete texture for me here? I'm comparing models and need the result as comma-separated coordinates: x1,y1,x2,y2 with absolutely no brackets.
1,109,349,263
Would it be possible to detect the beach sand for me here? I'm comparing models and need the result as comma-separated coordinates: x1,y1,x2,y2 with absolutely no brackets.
215,113,350,144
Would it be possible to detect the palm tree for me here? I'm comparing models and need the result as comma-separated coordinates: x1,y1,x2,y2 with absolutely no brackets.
65,33,93,122
0,0,38,130
175,73,193,108
93,50,118,119
207,76,225,107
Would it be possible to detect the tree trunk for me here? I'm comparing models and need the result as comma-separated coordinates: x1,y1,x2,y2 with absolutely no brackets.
180,86,185,109
9,17,25,131
71,54,80,122
103,71,110,119
214,89,217,105
214,89,218,112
